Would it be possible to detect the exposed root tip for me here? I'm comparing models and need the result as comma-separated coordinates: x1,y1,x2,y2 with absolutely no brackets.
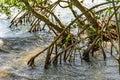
27,57,36,67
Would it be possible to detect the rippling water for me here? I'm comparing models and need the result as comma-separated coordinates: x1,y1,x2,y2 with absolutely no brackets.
0,0,120,80
0,21,119,80
0,47,120,80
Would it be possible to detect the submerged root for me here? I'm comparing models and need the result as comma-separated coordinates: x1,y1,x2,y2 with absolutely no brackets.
27,47,48,67
18,0,119,69
27,32,79,68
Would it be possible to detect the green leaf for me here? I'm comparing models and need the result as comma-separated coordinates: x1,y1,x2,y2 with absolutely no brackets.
106,0,111,2
91,27,96,32
116,0,120,4
5,10,11,16
36,0,44,3
66,34,71,41
107,8,113,14
0,0,4,2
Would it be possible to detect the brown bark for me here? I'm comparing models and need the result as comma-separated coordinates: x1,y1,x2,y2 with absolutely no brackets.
71,0,99,29
21,0,63,33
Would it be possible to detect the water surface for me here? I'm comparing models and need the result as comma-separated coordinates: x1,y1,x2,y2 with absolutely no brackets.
0,0,120,80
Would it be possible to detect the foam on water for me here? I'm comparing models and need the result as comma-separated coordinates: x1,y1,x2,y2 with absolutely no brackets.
0,18,33,38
